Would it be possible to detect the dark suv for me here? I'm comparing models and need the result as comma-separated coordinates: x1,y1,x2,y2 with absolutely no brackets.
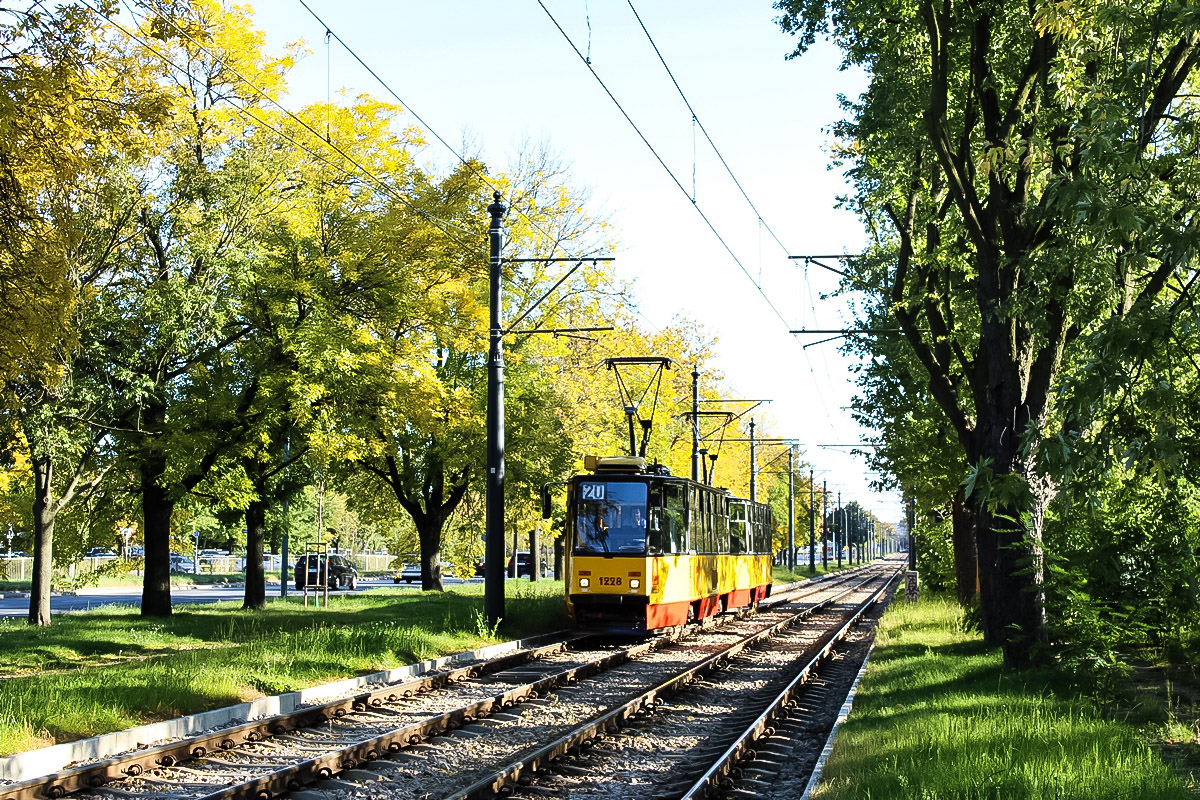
507,551,544,579
294,553,358,590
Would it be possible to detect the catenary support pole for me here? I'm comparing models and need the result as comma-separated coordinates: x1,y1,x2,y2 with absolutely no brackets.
749,419,756,504
691,367,700,483
821,481,828,570
836,492,842,568
529,528,538,582
787,448,795,570
485,192,506,625
808,467,815,574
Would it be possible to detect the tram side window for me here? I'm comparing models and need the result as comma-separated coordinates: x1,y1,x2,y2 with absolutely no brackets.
715,499,729,554
752,506,764,554
730,503,747,554
649,484,687,554
665,484,686,553
751,506,767,554
689,487,702,553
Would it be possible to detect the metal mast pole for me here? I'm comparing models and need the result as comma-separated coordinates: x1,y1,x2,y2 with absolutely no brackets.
485,192,507,625
786,448,795,570
851,506,856,565
821,480,828,570
854,507,860,564
837,492,843,568
808,467,815,574
749,419,756,503
691,368,700,483
280,438,290,598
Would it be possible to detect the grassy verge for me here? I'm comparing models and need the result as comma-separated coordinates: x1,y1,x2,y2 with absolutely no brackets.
813,592,1193,799
0,580,567,757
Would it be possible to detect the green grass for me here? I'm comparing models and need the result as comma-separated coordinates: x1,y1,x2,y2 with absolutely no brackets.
0,573,274,592
813,592,1193,800
0,581,567,756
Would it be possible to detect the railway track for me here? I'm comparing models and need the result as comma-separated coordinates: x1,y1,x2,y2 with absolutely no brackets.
4,562,897,800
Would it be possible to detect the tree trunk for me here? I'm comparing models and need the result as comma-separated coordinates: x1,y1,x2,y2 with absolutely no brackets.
971,395,1048,667
416,515,445,592
243,497,266,610
28,455,54,626
140,453,174,617
951,485,977,606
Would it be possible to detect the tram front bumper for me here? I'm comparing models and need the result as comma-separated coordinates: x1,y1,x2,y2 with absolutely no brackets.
569,593,650,634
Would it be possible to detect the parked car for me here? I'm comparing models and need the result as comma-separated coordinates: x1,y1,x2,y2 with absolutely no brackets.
294,553,358,590
86,547,116,558
507,551,545,579
169,554,196,573
394,562,456,583
237,555,282,572
474,560,486,578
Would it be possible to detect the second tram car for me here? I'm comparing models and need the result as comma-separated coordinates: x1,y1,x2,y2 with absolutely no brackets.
548,454,774,634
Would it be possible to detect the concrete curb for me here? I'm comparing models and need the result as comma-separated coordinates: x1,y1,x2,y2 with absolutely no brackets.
0,629,567,783
799,625,879,799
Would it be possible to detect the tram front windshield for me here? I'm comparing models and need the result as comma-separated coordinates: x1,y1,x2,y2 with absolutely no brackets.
574,480,648,555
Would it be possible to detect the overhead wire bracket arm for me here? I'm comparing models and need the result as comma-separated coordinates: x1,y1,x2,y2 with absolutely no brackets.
508,326,615,336
788,254,865,277
502,257,617,263
802,334,846,349
501,257,615,336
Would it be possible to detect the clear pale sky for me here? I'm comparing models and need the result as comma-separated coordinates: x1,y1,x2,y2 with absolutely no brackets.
245,0,905,525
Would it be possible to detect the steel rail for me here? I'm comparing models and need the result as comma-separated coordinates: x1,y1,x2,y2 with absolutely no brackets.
4,633,589,800
7,570,876,800
441,573,888,800
761,562,877,610
679,566,902,798
188,626,706,800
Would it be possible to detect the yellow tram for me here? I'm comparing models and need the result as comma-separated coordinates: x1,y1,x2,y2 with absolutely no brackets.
549,454,774,634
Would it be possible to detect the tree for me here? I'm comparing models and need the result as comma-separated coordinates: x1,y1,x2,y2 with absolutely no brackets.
0,3,172,624
93,0,297,616
778,0,1200,666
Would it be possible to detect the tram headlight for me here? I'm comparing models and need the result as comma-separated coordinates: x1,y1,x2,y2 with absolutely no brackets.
629,579,641,589
579,577,590,588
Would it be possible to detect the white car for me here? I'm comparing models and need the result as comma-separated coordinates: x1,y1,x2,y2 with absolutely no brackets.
169,554,197,573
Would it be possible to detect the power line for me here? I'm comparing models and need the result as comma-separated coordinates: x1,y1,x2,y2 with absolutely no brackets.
626,0,793,258
622,0,841,436
541,0,841,438
291,0,609,267
625,2,846,432
536,0,793,333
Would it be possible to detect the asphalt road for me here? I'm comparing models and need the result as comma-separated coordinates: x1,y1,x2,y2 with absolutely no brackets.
0,576,477,617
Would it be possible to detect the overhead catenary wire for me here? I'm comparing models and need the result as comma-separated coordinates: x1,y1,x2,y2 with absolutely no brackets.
536,0,794,334
622,0,846,433
290,0,614,333
292,0,606,266
298,0,840,443
305,1,847,465
626,0,794,259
